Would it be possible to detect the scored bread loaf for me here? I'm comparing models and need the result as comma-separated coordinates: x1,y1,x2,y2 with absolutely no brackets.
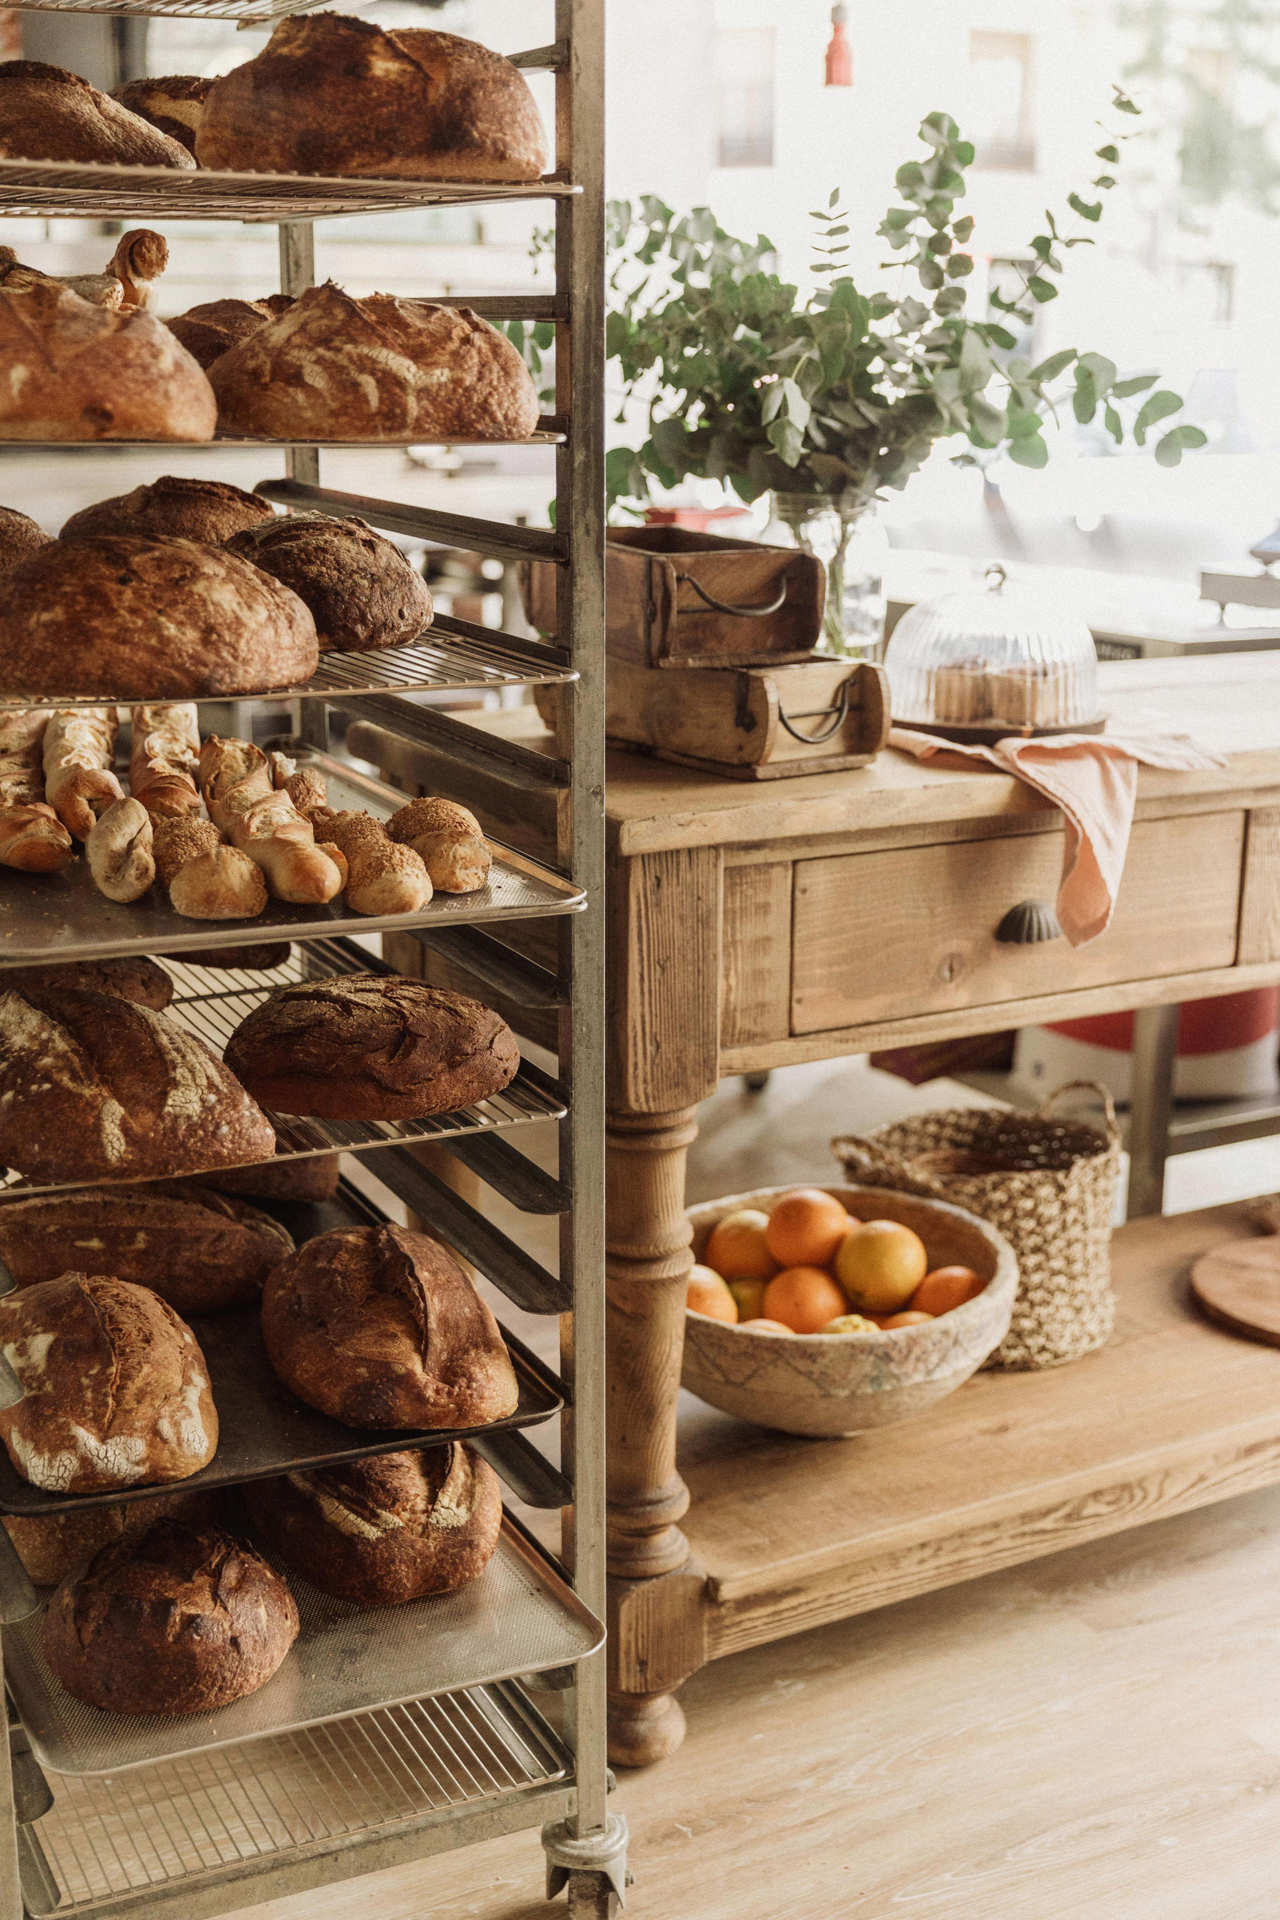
223,975,520,1119
0,1274,217,1492
63,476,275,545
261,1223,519,1429
0,60,197,168
0,955,172,1009
0,1181,294,1314
245,1444,502,1605
166,297,279,372
224,514,434,651
112,76,211,159
308,810,431,917
197,17,547,181
0,985,275,1183
386,797,491,894
0,535,318,699
86,796,155,903
209,284,539,442
41,708,123,840
42,1521,298,1715
4,1487,207,1587
0,281,215,442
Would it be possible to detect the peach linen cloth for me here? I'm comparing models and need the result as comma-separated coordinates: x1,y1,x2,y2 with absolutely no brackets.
889,722,1227,947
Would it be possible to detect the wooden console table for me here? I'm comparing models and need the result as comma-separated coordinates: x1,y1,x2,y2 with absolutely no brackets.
601,655,1280,1765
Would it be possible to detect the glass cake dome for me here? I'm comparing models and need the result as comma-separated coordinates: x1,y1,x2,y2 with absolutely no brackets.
886,563,1101,737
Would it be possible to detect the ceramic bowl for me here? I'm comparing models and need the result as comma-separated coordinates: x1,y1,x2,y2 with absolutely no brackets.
682,1182,1017,1437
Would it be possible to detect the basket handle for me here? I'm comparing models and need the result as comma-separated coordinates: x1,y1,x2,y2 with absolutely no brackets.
829,1132,952,1201
1037,1079,1120,1140
673,571,789,618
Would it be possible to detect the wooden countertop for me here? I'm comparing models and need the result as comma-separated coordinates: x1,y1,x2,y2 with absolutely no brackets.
604,654,1280,854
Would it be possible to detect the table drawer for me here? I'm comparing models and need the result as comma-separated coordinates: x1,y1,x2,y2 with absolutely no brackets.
791,811,1246,1034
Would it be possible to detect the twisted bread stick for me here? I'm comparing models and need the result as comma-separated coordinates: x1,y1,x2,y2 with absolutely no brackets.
199,736,345,905
0,709,72,872
129,703,202,820
42,709,124,841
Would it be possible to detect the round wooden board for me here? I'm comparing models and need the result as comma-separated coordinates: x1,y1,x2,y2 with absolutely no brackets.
1190,1237,1280,1346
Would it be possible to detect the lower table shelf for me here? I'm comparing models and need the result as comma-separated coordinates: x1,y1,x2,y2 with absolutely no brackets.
18,1680,570,1919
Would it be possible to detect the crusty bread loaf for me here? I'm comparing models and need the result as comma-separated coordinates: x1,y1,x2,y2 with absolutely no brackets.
0,985,275,1184
42,1520,298,1714
166,297,278,372
196,16,547,181
0,60,196,168
190,1149,340,1204
209,284,539,442
0,1182,294,1314
0,282,215,442
223,975,519,1119
386,796,491,894
246,1444,501,1605
225,514,434,651
0,956,172,1009
4,1487,207,1587
63,477,274,545
0,535,318,699
179,941,292,973
0,506,50,575
112,76,211,158
261,1224,519,1429
0,1274,217,1492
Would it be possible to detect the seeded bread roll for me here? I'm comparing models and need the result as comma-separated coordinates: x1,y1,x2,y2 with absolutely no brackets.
42,1520,298,1715
197,16,547,181
0,505,50,575
111,76,211,159
0,956,172,1009
0,985,275,1185
0,1182,294,1314
0,60,196,168
209,284,539,442
246,1445,501,1605
386,796,490,894
0,1275,217,1492
223,974,519,1119
63,477,274,545
4,1488,207,1587
0,534,318,699
225,514,434,651
0,282,215,443
261,1224,519,1429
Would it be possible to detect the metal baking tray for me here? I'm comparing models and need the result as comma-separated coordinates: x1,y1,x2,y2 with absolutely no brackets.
4,1520,603,1776
0,756,582,968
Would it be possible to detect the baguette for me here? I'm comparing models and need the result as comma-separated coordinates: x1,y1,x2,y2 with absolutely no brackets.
0,708,73,872
42,707,123,841
311,808,431,916
385,795,491,893
86,795,154,902
199,736,345,905
129,702,201,819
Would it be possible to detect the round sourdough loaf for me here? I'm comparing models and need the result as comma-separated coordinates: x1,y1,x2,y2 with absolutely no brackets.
0,534,318,698
222,974,520,1119
196,16,547,181
189,1150,341,1205
166,298,278,371
0,506,50,575
209,284,539,442
4,1487,210,1587
0,282,215,442
225,514,434,651
246,1444,501,1605
0,60,196,168
179,941,292,972
260,1224,519,1428
111,76,211,159
0,1182,294,1314
0,956,172,1008
0,1275,217,1493
0,985,275,1184
42,1520,298,1714
62,477,274,544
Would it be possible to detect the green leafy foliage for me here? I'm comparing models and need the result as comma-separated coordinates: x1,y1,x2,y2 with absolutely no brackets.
602,99,1200,509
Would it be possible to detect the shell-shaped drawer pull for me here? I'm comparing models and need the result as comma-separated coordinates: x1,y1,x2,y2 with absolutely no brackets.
996,899,1062,945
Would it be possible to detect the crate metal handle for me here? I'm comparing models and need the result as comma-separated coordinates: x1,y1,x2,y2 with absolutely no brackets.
775,676,852,745
674,572,790,618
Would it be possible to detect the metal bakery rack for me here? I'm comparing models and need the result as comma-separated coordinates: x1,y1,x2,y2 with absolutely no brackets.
0,1,619,1914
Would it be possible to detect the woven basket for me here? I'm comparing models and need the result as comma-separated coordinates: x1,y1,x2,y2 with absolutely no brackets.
832,1082,1122,1370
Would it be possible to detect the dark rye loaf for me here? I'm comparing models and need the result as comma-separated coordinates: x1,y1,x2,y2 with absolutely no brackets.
0,956,172,1009
42,1521,298,1715
0,1182,294,1314
189,1151,341,1205
62,477,274,545
0,985,275,1184
196,17,547,181
245,1444,502,1606
0,534,317,699
222,974,519,1120
0,1274,217,1492
0,61,196,168
209,285,539,442
225,513,434,651
260,1223,519,1429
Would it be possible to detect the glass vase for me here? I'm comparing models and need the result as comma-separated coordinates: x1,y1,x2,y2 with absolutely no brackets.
769,490,888,660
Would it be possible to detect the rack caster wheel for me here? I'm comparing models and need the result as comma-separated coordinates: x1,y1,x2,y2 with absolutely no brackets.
544,1811,629,1912
743,1069,771,1093
567,1870,623,1918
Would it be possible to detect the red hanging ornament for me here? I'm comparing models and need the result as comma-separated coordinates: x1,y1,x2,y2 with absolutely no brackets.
825,4,853,87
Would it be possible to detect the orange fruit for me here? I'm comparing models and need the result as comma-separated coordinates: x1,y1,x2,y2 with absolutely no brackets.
833,1219,929,1314
727,1275,767,1321
761,1265,849,1334
764,1188,851,1269
743,1317,797,1335
704,1208,777,1283
911,1265,986,1316
820,1313,881,1335
876,1310,935,1329
687,1265,737,1323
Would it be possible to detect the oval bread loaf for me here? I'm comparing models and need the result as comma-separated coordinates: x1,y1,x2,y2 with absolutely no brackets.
4,1487,209,1587
224,513,434,651
0,956,172,1009
63,477,274,544
0,60,196,168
